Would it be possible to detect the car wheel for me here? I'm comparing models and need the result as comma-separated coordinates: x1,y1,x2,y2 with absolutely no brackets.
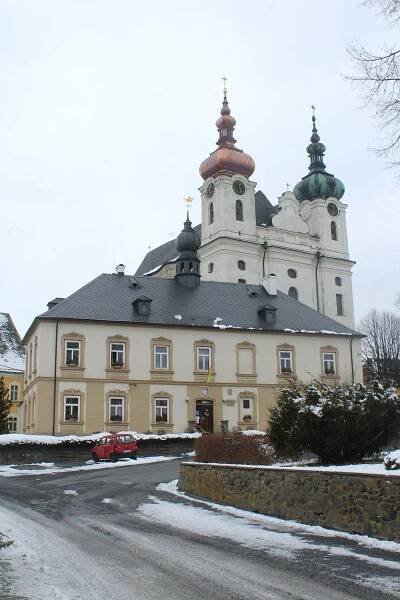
92,455,99,463
110,453,118,463
131,453,138,460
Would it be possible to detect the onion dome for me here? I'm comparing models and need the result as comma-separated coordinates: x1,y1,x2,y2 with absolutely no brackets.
293,112,345,202
199,91,255,180
176,212,201,253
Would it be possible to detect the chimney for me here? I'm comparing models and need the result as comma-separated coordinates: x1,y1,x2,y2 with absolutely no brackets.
115,264,126,276
262,273,277,296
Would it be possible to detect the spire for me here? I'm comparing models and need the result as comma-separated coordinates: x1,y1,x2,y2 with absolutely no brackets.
307,106,327,174
175,214,201,289
216,80,237,148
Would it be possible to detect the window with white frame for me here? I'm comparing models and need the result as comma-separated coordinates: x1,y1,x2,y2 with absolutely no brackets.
64,396,80,421
8,416,17,432
323,352,336,375
110,343,125,367
65,341,80,366
10,384,19,402
109,397,124,422
279,350,293,373
155,397,169,423
197,347,211,371
154,345,169,369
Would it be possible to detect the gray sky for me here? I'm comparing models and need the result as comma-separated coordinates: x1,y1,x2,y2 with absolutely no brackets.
1,0,399,336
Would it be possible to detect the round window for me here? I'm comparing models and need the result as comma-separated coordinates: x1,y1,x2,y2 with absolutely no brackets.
206,182,215,199
287,268,297,279
233,180,246,196
237,260,246,271
327,203,339,217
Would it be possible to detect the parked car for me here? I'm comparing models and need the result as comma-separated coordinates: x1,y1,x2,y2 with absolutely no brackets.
92,434,138,462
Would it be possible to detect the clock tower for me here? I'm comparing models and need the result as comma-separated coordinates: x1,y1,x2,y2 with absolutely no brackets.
198,89,259,283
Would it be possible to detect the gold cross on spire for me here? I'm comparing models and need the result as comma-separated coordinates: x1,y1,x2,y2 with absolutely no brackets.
222,75,228,96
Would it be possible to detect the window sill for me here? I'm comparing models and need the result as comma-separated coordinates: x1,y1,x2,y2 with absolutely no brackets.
105,368,130,373
150,369,174,375
106,421,128,426
277,372,296,379
60,420,84,425
60,365,85,372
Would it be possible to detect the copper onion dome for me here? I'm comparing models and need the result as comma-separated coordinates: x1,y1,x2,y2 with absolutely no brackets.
199,91,255,180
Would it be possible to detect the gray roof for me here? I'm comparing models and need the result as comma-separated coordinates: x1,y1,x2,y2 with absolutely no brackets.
135,191,277,276
0,313,25,373
31,273,360,337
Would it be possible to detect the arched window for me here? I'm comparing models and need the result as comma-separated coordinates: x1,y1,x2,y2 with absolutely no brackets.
236,199,243,221
331,221,337,241
237,260,246,271
209,202,214,225
208,263,214,274
288,287,298,300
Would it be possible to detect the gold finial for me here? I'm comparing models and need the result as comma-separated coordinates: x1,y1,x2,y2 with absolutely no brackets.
222,75,228,97
311,104,316,117
184,195,193,210
286,182,291,191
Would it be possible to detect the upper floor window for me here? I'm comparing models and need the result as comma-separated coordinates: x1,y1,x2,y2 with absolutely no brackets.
154,345,169,369
287,268,297,279
208,262,214,273
65,341,80,366
109,397,124,422
288,286,298,300
10,384,19,402
28,343,33,375
331,221,338,241
236,199,243,221
323,352,336,375
237,260,246,271
279,350,293,374
110,342,125,367
242,398,250,410
197,347,211,371
209,202,214,225
336,293,344,316
155,397,169,423
64,396,80,421
335,276,342,287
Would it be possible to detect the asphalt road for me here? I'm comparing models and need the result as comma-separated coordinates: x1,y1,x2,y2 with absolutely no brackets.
0,458,399,600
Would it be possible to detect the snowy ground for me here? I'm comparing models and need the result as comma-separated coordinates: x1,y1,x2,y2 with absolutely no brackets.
191,461,400,476
0,460,399,599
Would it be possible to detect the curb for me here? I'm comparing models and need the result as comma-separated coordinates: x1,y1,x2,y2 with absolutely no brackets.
0,533,14,549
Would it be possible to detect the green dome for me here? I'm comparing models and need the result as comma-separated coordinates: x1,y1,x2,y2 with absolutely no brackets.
294,172,345,202
294,113,345,202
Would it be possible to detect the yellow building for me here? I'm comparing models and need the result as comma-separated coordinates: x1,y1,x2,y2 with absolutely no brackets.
0,313,25,433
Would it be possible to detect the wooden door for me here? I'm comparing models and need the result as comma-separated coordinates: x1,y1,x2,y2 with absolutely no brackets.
196,400,214,433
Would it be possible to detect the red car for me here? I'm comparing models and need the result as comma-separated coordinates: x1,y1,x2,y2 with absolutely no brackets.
92,433,138,462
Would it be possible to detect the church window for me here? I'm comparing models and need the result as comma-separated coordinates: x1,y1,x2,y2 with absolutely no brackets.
238,278,246,284
335,276,342,286
327,203,339,217
288,287,298,300
287,268,297,279
189,262,194,272
331,221,338,241
209,202,214,224
237,260,246,271
336,293,343,316
208,263,214,273
236,200,243,221
233,180,246,195
180,263,184,272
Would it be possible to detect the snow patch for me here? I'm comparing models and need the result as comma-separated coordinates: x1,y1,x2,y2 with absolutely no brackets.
174,314,182,320
101,498,113,504
63,489,78,496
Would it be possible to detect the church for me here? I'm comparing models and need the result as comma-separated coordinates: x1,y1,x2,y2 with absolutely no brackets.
22,90,362,436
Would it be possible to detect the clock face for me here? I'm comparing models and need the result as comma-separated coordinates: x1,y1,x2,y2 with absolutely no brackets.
327,202,339,217
233,180,246,196
206,183,215,199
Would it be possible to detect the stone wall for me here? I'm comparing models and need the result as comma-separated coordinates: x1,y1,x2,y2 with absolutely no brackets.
0,439,194,465
179,463,400,542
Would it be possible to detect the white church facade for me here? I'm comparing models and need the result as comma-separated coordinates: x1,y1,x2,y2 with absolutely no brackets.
21,91,362,436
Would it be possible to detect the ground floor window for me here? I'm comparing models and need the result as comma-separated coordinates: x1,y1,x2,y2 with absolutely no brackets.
155,398,169,423
8,416,17,432
323,352,336,375
109,397,124,422
64,396,80,421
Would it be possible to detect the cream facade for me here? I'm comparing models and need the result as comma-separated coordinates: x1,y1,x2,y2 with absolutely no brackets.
23,318,363,436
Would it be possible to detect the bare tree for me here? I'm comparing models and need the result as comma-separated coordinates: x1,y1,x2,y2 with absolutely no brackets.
359,308,400,383
347,0,400,165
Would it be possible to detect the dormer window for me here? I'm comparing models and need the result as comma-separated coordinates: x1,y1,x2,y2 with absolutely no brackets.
133,296,152,316
258,304,277,324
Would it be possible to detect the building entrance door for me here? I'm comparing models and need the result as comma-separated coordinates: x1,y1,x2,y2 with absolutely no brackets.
195,399,214,433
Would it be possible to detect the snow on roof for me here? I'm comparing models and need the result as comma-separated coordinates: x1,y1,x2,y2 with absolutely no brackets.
0,313,25,374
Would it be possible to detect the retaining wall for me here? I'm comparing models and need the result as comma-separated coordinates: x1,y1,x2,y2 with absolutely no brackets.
179,462,400,542
0,439,194,464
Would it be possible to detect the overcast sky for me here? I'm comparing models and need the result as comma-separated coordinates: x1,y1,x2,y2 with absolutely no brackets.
1,0,399,336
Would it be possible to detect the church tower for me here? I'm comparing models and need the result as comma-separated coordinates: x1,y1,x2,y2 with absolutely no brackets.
198,87,259,283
